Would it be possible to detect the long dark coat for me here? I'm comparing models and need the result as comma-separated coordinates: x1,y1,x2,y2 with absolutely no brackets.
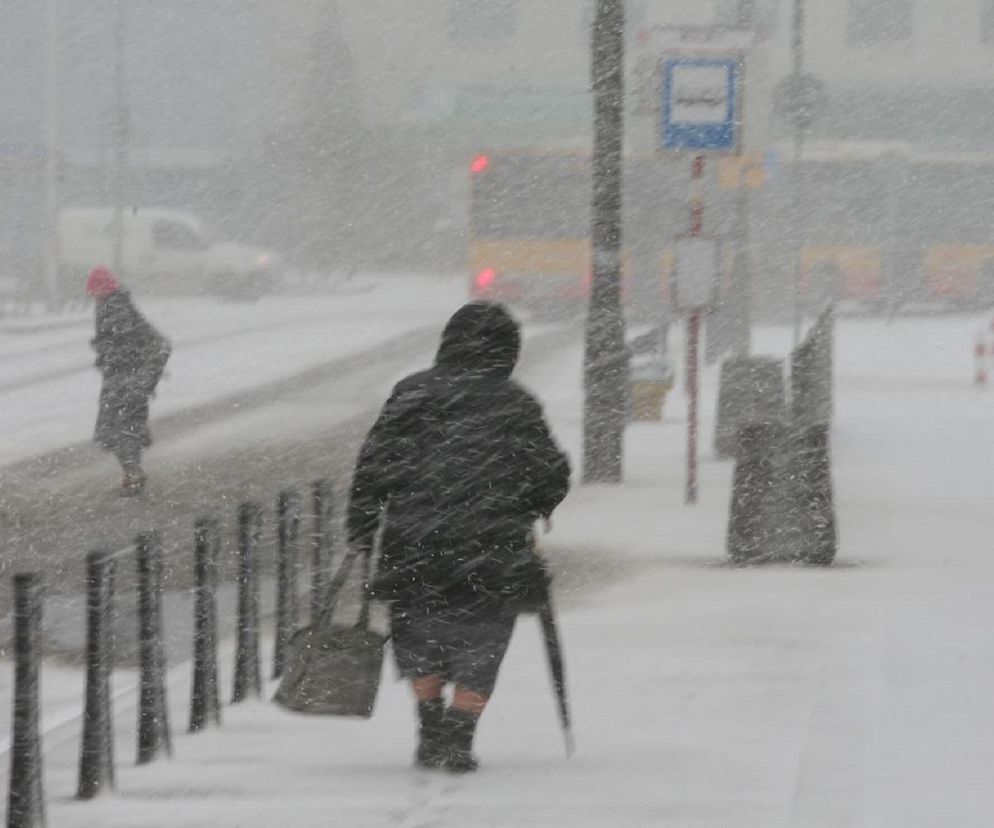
347,302,570,613
91,290,171,454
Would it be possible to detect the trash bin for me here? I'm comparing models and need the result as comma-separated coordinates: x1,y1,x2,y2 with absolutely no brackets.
628,356,674,422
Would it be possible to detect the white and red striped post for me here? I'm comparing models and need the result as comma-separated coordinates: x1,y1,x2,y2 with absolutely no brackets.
686,154,706,505
976,334,990,387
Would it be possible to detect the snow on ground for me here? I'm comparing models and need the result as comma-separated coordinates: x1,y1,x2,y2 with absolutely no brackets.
4,309,994,826
0,273,465,468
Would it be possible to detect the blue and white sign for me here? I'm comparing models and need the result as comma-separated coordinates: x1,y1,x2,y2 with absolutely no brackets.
660,57,739,153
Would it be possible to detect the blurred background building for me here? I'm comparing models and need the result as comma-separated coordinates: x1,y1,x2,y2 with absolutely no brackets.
3,1,994,294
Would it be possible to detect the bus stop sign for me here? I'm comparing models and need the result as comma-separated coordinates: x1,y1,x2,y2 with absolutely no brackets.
660,57,740,153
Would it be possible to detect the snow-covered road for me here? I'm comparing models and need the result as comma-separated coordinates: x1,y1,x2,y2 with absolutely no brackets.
0,274,466,469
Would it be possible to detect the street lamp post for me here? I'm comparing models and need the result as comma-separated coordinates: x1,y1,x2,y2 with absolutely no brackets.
44,0,61,307
791,0,805,346
584,0,627,484
111,0,130,278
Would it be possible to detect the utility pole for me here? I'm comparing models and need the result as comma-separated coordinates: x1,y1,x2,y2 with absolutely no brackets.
790,0,805,346
584,0,626,484
111,0,130,277
44,0,61,307
732,0,754,356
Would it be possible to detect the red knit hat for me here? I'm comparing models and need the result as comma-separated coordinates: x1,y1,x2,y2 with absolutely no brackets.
86,267,120,298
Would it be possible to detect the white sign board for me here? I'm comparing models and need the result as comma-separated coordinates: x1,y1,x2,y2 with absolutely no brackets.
673,237,719,311
671,63,731,124
661,57,739,152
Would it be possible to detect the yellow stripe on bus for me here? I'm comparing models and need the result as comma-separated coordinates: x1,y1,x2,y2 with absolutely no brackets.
469,239,592,274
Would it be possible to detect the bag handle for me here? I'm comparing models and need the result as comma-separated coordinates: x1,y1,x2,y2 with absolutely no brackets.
316,543,375,631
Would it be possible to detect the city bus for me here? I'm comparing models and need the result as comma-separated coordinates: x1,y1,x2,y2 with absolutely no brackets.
759,144,994,310
467,145,994,322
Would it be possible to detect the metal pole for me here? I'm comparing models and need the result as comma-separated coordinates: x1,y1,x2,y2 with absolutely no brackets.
733,0,754,356
686,155,705,505
77,551,115,800
190,518,221,733
791,0,805,346
6,574,46,828
584,0,627,484
111,0,128,277
136,532,171,764
43,0,61,309
232,503,263,704
273,489,301,680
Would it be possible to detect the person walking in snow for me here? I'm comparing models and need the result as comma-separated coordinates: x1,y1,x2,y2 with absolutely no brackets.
348,301,570,773
87,267,171,495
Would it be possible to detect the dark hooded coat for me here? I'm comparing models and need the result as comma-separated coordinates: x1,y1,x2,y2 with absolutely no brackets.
91,290,171,454
348,302,570,612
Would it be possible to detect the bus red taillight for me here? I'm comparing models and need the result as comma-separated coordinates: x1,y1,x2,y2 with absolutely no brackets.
476,268,497,289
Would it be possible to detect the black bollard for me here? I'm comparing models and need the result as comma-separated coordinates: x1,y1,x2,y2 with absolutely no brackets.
309,480,335,625
790,308,834,430
273,490,301,680
136,532,172,764
714,357,787,458
794,424,838,566
6,574,45,828
189,518,221,732
727,422,780,564
232,503,263,703
77,551,116,799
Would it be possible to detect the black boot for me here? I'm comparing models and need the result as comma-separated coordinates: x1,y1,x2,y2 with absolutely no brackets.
443,708,480,773
415,699,446,769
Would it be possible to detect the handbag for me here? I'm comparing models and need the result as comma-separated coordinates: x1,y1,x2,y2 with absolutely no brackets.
273,544,387,717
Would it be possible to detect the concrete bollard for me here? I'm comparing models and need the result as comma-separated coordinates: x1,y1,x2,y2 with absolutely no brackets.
727,422,781,564
791,326,833,428
273,489,302,680
136,532,172,764
77,550,116,799
190,518,222,732
6,573,45,828
792,424,838,566
714,357,787,458
232,503,263,704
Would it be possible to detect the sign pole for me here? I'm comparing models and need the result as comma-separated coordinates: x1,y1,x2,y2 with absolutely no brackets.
686,154,705,505
659,42,744,506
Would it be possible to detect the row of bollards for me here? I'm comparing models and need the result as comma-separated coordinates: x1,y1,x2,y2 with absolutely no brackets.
724,307,837,566
6,478,340,826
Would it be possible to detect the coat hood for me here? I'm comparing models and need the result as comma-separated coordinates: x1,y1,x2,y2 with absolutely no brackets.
434,302,521,380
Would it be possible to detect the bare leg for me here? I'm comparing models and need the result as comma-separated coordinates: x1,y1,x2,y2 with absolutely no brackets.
412,675,445,701
451,686,488,716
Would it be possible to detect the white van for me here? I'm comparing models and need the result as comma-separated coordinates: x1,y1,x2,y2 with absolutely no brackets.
58,207,281,300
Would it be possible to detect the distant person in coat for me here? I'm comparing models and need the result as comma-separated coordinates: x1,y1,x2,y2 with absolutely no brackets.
348,301,571,773
87,267,171,495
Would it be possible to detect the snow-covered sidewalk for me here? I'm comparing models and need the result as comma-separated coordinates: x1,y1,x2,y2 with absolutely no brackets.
6,312,994,826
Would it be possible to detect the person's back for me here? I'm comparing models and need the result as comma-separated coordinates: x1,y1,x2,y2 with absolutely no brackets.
350,303,568,606
348,301,570,772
